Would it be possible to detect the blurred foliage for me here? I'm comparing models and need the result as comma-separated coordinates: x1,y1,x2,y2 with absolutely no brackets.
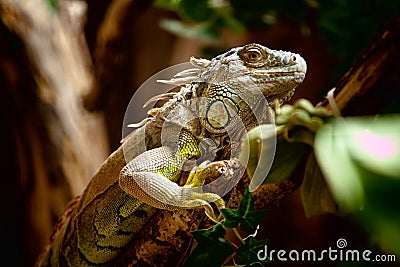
317,0,400,80
154,0,400,82
314,115,400,257
241,104,400,258
46,0,58,11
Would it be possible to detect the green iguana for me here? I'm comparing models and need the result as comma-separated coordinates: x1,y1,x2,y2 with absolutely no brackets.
35,43,307,266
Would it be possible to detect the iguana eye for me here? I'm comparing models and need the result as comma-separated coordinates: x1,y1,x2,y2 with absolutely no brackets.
238,45,265,66
246,48,262,62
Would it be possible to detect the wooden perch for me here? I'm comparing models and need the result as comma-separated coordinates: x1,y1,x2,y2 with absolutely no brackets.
319,14,400,115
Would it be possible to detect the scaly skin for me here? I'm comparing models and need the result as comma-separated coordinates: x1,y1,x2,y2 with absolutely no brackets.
35,43,307,266
119,43,307,210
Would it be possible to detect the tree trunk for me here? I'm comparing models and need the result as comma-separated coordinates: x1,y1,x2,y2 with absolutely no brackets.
0,0,108,265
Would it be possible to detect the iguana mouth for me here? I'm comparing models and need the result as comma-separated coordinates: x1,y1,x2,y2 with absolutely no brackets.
251,69,305,101
265,89,296,105
253,69,306,82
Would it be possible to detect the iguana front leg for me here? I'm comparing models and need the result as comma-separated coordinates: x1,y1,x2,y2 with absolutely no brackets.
119,129,226,211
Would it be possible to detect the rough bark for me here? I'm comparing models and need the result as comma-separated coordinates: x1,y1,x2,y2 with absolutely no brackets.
319,14,400,116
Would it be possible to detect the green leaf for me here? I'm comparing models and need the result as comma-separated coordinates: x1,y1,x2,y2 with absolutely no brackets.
183,223,233,267
301,152,339,217
238,189,267,233
314,119,365,213
345,116,400,178
221,188,268,233
266,135,310,183
219,208,241,228
236,237,269,265
191,222,227,243
355,166,400,258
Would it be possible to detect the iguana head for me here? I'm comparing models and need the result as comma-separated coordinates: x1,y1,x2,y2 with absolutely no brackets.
197,43,307,105
157,43,306,106
155,43,307,135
